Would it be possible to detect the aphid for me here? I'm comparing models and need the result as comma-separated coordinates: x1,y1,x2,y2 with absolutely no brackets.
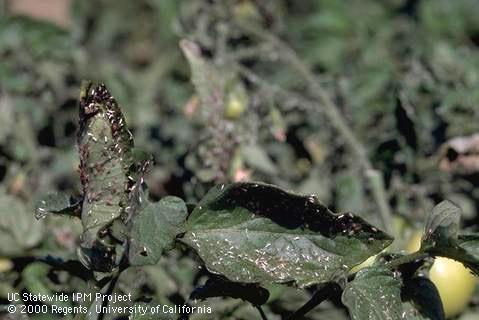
84,102,98,115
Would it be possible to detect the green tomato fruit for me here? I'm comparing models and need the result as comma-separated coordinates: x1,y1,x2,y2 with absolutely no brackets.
224,94,246,120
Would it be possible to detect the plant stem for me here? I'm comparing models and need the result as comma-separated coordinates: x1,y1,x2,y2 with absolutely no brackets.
385,251,429,270
286,283,340,320
256,305,268,320
98,271,121,320
236,21,393,233
12,256,93,281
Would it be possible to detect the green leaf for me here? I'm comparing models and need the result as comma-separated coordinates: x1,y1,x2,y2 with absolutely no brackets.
452,233,479,275
35,193,81,219
128,196,188,266
0,191,44,256
458,234,479,259
181,182,392,287
342,267,402,320
241,144,278,175
422,200,461,248
401,277,445,320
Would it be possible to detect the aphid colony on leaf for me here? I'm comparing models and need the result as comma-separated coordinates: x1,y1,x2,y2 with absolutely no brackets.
75,82,153,272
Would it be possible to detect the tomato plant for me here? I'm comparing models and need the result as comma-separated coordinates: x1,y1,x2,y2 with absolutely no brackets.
28,83,479,320
3,3,479,319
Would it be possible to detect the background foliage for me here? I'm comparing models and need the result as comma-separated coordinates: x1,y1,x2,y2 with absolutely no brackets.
1,0,479,319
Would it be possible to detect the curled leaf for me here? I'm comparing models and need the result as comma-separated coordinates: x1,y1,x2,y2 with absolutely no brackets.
76,81,150,271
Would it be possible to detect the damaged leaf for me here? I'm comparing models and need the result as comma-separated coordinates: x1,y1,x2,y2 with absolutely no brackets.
342,267,402,320
181,182,392,287
76,81,150,271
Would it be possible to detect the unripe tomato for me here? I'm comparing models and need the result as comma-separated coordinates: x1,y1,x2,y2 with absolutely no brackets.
224,90,247,120
233,0,261,21
406,231,477,318
429,257,476,318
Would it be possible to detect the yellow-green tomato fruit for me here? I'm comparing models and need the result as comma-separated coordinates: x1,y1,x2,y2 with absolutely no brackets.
429,257,476,318
224,94,246,120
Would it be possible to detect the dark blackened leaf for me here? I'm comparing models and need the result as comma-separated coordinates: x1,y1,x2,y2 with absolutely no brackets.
35,192,81,219
342,267,402,320
401,277,445,320
128,196,188,266
190,277,270,306
182,182,392,287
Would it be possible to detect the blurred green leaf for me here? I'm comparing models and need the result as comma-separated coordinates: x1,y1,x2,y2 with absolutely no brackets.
241,144,277,175
0,191,44,256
